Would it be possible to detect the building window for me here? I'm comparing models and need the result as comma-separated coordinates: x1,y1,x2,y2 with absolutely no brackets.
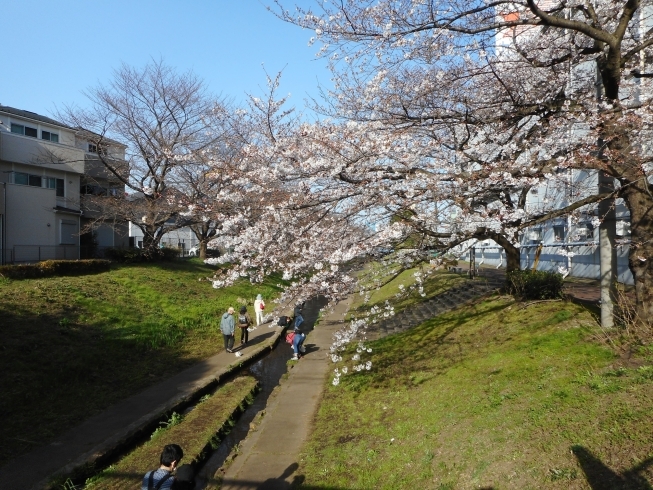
88,143,107,155
12,172,29,185
553,226,565,242
28,175,42,187
56,178,64,197
528,229,542,242
42,131,59,143
46,177,56,189
10,123,37,137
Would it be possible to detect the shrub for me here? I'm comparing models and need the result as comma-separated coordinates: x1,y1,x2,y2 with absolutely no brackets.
104,246,181,263
103,247,145,263
0,259,111,279
159,247,181,261
506,270,564,300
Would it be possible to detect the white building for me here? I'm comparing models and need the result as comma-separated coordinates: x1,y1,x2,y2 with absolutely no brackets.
0,105,129,263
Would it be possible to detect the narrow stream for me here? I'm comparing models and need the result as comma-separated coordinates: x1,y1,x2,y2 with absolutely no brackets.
195,296,328,488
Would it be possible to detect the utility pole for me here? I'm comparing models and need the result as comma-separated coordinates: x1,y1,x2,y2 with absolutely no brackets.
598,172,617,328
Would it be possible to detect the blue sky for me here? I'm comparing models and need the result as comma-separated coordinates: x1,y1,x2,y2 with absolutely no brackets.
2,0,329,120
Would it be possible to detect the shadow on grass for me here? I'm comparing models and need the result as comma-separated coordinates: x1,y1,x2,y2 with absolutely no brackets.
572,446,653,490
0,301,219,467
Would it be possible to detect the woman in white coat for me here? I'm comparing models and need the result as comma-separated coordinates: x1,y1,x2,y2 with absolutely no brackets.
253,294,265,326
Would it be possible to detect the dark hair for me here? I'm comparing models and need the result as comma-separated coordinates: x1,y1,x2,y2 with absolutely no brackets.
240,305,247,314
160,444,183,466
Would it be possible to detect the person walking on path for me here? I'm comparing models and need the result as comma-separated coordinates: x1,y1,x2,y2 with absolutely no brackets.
237,305,253,346
141,444,183,490
293,302,305,330
220,307,236,353
254,294,265,326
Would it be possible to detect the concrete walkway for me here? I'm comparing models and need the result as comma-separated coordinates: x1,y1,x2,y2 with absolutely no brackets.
0,317,288,490
213,296,352,490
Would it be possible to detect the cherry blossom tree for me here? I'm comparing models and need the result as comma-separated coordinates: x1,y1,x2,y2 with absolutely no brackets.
275,0,653,322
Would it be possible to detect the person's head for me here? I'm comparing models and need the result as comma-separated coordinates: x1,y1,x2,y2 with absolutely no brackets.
160,444,183,470
256,294,262,300
240,305,247,314
227,307,235,315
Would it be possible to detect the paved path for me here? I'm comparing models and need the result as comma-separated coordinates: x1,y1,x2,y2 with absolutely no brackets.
0,316,287,490
213,296,352,490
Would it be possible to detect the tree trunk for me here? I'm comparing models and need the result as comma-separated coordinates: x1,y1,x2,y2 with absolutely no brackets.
140,224,162,258
488,233,521,272
199,240,208,260
621,182,653,322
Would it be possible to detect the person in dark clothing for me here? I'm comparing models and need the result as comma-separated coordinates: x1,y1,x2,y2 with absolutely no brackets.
141,444,183,490
237,305,253,345
277,314,294,328
293,302,305,330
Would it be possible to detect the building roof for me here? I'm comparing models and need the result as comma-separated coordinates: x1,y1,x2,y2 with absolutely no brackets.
0,105,71,129
0,105,127,148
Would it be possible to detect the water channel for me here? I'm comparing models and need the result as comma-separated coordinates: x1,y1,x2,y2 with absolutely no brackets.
194,295,328,488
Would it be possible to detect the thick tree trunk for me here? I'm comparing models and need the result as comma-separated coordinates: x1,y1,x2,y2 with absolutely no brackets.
621,183,653,322
489,233,521,272
140,224,163,258
199,240,208,260
189,222,217,261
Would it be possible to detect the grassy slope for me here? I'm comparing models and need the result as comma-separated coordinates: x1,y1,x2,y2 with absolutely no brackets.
349,261,465,318
300,272,653,489
0,259,283,466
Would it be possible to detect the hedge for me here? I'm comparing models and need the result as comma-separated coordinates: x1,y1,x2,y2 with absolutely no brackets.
103,247,180,263
0,259,111,280
506,269,564,300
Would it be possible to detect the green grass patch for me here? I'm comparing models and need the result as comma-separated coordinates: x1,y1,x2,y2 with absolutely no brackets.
300,297,653,489
0,259,284,465
350,262,465,319
83,376,258,489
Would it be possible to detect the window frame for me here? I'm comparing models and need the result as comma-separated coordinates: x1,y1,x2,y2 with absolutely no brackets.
10,123,37,138
55,178,65,197
553,226,566,242
41,130,59,143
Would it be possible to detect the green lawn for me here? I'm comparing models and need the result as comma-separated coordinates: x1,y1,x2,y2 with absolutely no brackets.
300,290,653,489
0,259,284,466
